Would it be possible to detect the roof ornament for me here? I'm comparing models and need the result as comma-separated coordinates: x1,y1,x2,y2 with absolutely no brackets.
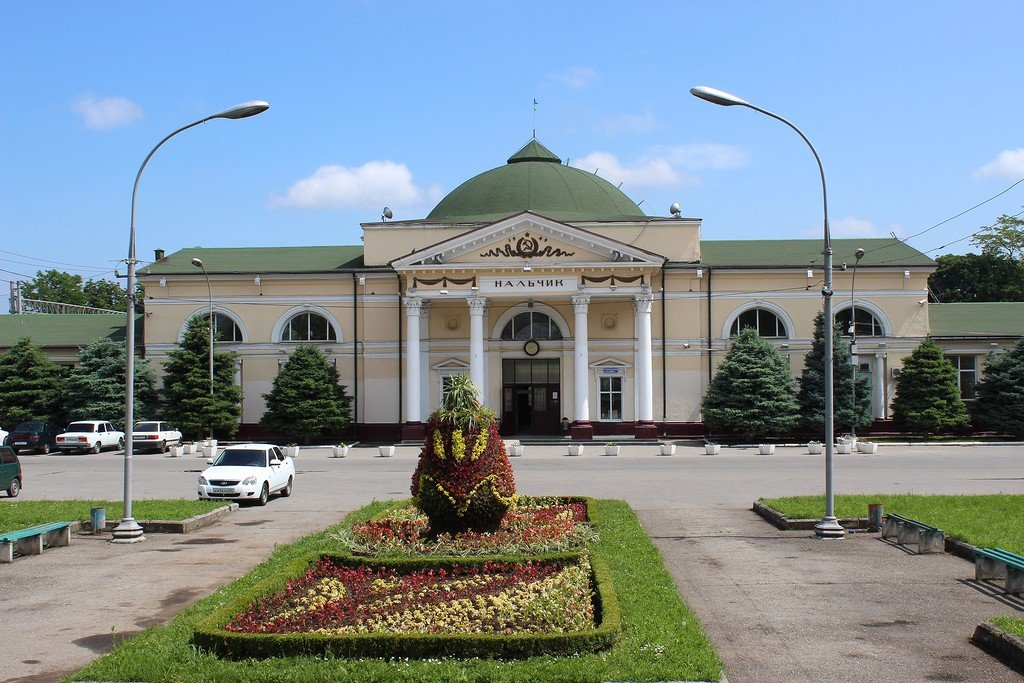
532,98,538,139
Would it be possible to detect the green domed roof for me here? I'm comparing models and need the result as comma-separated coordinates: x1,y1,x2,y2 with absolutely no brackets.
426,140,647,223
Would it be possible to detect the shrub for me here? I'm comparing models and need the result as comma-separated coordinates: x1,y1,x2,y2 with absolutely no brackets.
410,375,516,533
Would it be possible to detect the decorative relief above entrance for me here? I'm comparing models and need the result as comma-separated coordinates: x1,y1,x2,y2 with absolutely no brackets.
479,233,575,259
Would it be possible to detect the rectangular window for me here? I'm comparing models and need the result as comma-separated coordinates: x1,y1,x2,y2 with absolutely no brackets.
599,376,622,420
947,355,978,400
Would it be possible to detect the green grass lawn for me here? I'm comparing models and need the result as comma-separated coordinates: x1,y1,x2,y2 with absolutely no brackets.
760,494,1024,554
993,615,1024,639
70,499,723,683
0,499,227,533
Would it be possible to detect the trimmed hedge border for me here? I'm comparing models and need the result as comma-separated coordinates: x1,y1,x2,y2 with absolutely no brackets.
193,500,621,660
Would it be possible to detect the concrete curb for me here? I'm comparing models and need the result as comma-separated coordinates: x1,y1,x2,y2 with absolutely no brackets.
971,621,1024,675
74,503,238,534
751,501,868,531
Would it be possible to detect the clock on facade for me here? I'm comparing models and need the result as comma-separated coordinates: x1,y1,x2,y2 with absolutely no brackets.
523,339,540,356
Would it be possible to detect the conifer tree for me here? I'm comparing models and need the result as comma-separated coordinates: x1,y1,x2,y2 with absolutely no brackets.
970,339,1024,437
161,316,242,439
797,312,873,436
701,327,800,441
0,338,66,427
64,338,158,430
892,339,969,436
260,345,352,443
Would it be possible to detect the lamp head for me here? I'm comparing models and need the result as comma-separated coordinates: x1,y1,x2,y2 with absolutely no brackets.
690,86,749,107
854,248,865,261
191,257,204,268
212,100,270,120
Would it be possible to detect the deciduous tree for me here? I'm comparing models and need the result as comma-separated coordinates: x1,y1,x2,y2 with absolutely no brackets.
972,212,1024,261
928,253,1024,303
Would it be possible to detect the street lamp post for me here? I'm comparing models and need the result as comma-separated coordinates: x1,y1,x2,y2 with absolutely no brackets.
192,258,215,440
112,100,269,543
690,85,844,538
849,247,865,437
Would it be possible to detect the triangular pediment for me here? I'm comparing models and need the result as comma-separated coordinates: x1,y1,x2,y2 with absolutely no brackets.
390,212,665,270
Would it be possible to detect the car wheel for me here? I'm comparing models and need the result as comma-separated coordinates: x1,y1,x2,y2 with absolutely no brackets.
118,437,125,451
281,476,293,497
40,443,50,455
91,441,101,454
257,482,269,506
161,441,168,453
7,478,20,498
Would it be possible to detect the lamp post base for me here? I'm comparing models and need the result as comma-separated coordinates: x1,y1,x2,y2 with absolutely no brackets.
814,517,846,539
111,518,146,543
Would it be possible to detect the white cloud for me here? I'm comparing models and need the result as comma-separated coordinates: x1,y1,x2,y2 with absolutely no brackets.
831,215,886,238
269,161,429,210
548,66,598,89
598,110,657,135
656,144,749,170
571,151,693,189
72,94,143,130
974,148,1024,179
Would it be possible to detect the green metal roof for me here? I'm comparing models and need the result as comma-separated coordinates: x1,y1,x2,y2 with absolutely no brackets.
0,314,141,349
142,245,364,275
928,302,1024,338
699,238,935,268
427,139,647,223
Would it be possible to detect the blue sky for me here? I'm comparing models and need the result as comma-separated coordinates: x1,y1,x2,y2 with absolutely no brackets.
2,2,1023,290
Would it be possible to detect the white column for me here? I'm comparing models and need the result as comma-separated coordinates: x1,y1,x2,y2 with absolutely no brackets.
572,293,591,423
634,287,655,423
419,301,431,421
468,296,487,403
874,353,886,419
404,296,424,423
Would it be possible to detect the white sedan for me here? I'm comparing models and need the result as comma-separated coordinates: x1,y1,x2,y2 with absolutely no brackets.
197,443,295,506
132,421,182,453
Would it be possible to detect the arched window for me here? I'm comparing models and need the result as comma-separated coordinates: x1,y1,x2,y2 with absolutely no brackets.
281,312,337,342
835,308,883,336
201,313,243,343
500,311,563,341
730,308,787,338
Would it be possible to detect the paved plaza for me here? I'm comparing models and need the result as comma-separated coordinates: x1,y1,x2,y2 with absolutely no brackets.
3,443,1023,682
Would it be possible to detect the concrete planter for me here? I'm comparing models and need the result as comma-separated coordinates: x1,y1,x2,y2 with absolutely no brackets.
603,444,620,456
202,445,217,460
758,444,776,455
378,445,395,458
331,445,349,458
658,443,676,456
182,443,196,455
835,443,853,454
566,444,585,456
170,445,185,458
857,441,879,454
704,444,720,455
807,442,823,455
284,446,300,458
509,443,524,457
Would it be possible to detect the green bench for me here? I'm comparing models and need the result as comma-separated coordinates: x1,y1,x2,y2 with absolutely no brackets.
0,521,72,563
880,513,945,554
974,547,1024,595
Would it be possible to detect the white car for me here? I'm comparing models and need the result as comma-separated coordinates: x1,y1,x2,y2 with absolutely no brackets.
0,428,8,447
56,421,125,454
131,421,183,453
197,443,295,506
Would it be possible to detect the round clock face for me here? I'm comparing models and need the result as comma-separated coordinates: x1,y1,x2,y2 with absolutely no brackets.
523,339,540,356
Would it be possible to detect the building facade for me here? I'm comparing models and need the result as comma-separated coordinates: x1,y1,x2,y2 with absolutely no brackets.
132,140,946,440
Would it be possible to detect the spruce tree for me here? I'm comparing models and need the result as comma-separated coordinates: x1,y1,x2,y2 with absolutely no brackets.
260,345,352,443
0,338,67,426
701,327,800,441
64,338,158,430
970,340,1024,437
161,316,242,439
797,312,873,436
892,339,969,436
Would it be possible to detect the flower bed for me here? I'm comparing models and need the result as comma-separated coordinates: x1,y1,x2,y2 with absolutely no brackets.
194,551,620,660
340,496,596,556
226,555,594,636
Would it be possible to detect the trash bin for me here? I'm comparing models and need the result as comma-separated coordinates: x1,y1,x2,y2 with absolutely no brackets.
91,507,106,534
867,503,884,532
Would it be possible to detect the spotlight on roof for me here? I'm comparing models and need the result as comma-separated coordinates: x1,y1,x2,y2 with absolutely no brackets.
382,207,393,222
669,202,681,218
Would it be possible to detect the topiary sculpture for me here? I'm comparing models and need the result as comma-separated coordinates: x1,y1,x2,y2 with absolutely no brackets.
411,375,517,533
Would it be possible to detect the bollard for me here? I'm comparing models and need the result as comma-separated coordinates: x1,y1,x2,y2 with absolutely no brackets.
868,503,883,532
90,507,107,534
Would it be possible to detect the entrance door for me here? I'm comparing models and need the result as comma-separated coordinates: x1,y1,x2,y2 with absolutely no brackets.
501,358,560,435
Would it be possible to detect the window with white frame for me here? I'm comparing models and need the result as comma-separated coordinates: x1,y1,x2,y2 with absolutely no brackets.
281,312,337,342
199,312,243,343
947,355,978,400
597,367,624,420
835,308,883,336
730,308,788,338
500,311,563,340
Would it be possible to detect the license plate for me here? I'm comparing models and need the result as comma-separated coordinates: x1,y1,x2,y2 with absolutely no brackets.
213,487,235,494
14,442,26,446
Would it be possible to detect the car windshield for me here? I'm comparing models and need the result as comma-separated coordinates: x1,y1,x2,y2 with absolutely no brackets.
66,423,97,433
14,422,43,431
214,449,267,468
135,422,160,431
